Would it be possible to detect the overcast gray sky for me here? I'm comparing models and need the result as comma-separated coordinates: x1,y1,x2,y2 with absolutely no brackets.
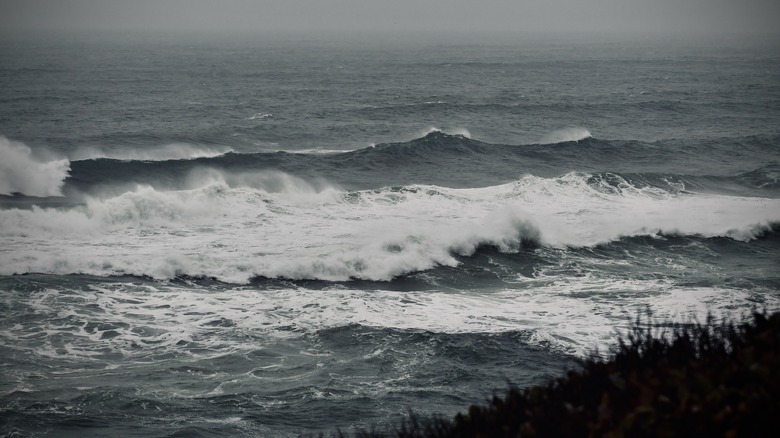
2,0,778,36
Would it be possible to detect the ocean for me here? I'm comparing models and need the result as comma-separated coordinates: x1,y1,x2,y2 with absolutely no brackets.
1,32,779,436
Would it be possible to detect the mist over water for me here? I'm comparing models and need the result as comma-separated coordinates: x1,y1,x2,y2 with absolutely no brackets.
1,32,779,436
3,0,780,35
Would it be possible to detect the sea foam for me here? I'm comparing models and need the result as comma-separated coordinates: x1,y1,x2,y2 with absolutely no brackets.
1,172,778,282
0,137,70,197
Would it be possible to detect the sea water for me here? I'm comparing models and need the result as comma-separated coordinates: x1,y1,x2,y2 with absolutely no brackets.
1,32,779,436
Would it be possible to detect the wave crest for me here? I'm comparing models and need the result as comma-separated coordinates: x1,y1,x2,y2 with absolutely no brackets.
421,126,472,139
540,127,592,144
71,143,233,161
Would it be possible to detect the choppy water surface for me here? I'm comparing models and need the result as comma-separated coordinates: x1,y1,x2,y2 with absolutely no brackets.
1,33,779,436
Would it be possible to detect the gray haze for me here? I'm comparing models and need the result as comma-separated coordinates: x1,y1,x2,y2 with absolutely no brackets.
1,0,779,36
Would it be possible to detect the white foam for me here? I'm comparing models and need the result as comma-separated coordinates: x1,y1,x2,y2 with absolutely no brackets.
540,127,592,144
5,279,775,364
0,137,70,197
1,172,778,282
248,113,273,120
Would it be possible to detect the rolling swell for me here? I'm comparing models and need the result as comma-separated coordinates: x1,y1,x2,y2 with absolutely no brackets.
2,132,779,283
60,131,780,194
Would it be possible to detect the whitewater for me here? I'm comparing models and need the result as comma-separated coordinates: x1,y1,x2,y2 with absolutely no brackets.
1,33,779,436
2,161,778,282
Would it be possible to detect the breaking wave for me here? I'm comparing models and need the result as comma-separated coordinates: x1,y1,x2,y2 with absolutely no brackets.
421,126,472,139
0,137,70,197
1,171,778,283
